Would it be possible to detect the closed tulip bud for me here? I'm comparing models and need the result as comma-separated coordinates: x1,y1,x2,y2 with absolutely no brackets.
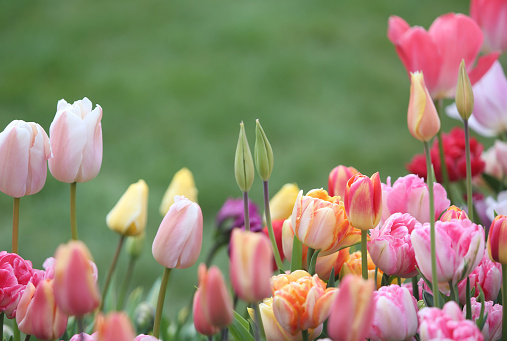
440,205,469,222
48,97,102,183
159,168,198,216
95,312,136,341
152,196,203,269
408,72,441,142
487,215,507,264
328,165,359,199
134,302,155,335
254,119,274,181
327,275,376,341
235,122,255,192
125,233,145,260
455,60,474,120
16,280,68,341
230,229,272,303
269,183,300,221
53,241,101,316
0,120,51,198
344,172,382,230
106,180,148,237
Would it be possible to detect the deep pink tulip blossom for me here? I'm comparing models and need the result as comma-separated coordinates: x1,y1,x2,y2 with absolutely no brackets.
471,0,507,53
368,212,421,278
411,219,485,286
388,13,498,99
328,165,358,199
48,97,102,183
419,301,484,340
0,120,51,198
464,298,502,341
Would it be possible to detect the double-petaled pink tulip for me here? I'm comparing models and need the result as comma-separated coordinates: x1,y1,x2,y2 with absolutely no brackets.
291,189,360,256
466,298,502,341
53,241,100,316
327,275,376,341
388,13,498,99
49,97,102,183
152,196,203,269
230,229,272,303
487,215,507,264
193,264,233,336
471,0,507,53
328,165,358,199
16,279,68,341
0,120,51,198
95,312,136,341
344,172,382,230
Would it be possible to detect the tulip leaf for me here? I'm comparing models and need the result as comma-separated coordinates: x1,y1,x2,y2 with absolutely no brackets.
482,173,503,194
422,290,434,308
327,268,336,288
230,311,255,341
308,248,321,275
147,277,162,308
291,235,303,272
124,286,144,317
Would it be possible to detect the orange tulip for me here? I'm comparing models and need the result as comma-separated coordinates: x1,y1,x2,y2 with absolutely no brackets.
440,205,469,222
340,251,383,288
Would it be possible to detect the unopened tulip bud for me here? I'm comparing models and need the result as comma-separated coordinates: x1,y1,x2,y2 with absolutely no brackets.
344,172,382,230
95,312,136,341
455,60,474,120
408,72,441,142
234,122,255,192
269,183,299,221
106,180,148,237
328,165,359,199
159,168,198,216
488,215,507,264
254,119,274,181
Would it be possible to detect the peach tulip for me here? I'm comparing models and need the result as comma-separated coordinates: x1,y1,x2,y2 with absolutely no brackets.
159,168,198,216
48,97,102,183
152,196,203,269
471,0,507,53
344,172,382,230
328,165,358,199
95,312,136,341
0,120,51,198
440,205,469,222
487,215,507,264
340,251,383,288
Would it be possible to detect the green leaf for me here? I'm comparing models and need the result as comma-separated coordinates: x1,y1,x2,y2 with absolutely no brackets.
229,311,254,341
124,286,144,318
290,235,303,272
147,276,162,308
327,268,336,288
482,173,503,193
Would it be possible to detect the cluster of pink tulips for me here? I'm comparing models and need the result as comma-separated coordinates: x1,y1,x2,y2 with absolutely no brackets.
3,0,507,340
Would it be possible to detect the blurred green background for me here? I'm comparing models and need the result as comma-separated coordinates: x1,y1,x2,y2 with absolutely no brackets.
0,0,490,325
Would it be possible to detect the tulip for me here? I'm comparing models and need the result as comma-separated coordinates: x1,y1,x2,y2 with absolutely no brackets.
328,165,358,199
291,189,360,256
344,172,382,230
465,298,502,341
340,251,383,289
254,119,274,181
471,0,507,53
271,271,337,334
159,168,198,216
134,335,160,341
327,275,376,341
482,146,503,180
419,301,484,340
53,241,101,316
407,72,441,142
388,13,498,99
192,264,233,335
216,197,263,233
411,219,485,286
0,120,51,198
48,97,102,183
16,280,68,340
487,215,507,264
440,205,469,222
458,250,501,305
368,212,420,278
152,196,203,269
230,229,272,303
68,333,98,341
269,183,300,222
235,121,255,192
106,179,148,237
366,285,418,341
455,60,475,120
95,312,136,341
495,140,507,178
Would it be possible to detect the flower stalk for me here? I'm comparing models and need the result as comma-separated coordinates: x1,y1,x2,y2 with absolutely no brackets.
361,230,368,280
243,191,250,231
70,182,78,240
12,197,20,254
99,235,125,311
263,180,284,271
503,263,507,340
153,267,172,338
464,120,474,221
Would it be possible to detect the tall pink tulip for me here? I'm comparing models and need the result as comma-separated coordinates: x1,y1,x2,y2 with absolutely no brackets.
152,196,203,269
48,97,102,183
95,312,136,341
388,13,498,99
0,120,51,198
328,165,358,199
229,229,272,303
471,0,507,53
344,172,382,230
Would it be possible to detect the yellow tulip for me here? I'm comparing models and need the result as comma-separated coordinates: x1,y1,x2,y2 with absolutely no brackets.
159,168,198,216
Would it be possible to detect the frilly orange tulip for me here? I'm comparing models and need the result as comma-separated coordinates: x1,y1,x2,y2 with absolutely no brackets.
344,172,382,230
340,251,383,288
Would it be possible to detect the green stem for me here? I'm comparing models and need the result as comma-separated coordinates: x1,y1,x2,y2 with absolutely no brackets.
70,182,78,240
435,99,452,201
78,317,84,341
361,230,368,280
0,312,4,341
252,302,261,341
243,191,250,231
24,335,30,341
307,249,321,276
302,329,309,341
463,120,474,221
397,277,401,286
424,141,440,308
263,180,284,271
412,276,419,301
153,268,172,339
466,277,472,320
502,264,507,341
13,319,19,341
118,256,136,310
12,198,20,254
99,235,125,311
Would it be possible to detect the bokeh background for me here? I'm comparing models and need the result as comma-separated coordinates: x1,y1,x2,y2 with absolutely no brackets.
0,0,491,322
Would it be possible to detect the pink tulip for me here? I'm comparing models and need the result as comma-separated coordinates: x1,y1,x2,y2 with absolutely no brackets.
465,298,502,341
411,219,485,286
53,241,101,316
152,196,203,269
327,275,376,341
388,13,498,99
458,250,501,305
419,301,484,340
134,335,160,341
230,229,272,303
68,332,98,341
382,174,450,223
328,165,358,199
495,140,507,177
0,120,51,198
344,172,382,230
48,97,102,183
471,0,507,52
368,212,420,277
366,285,418,341
487,215,507,264
16,280,67,340
95,312,136,341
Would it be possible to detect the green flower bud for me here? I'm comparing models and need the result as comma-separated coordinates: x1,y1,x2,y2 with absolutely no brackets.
455,59,474,120
125,233,145,260
234,122,255,192
134,302,155,335
254,119,274,181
